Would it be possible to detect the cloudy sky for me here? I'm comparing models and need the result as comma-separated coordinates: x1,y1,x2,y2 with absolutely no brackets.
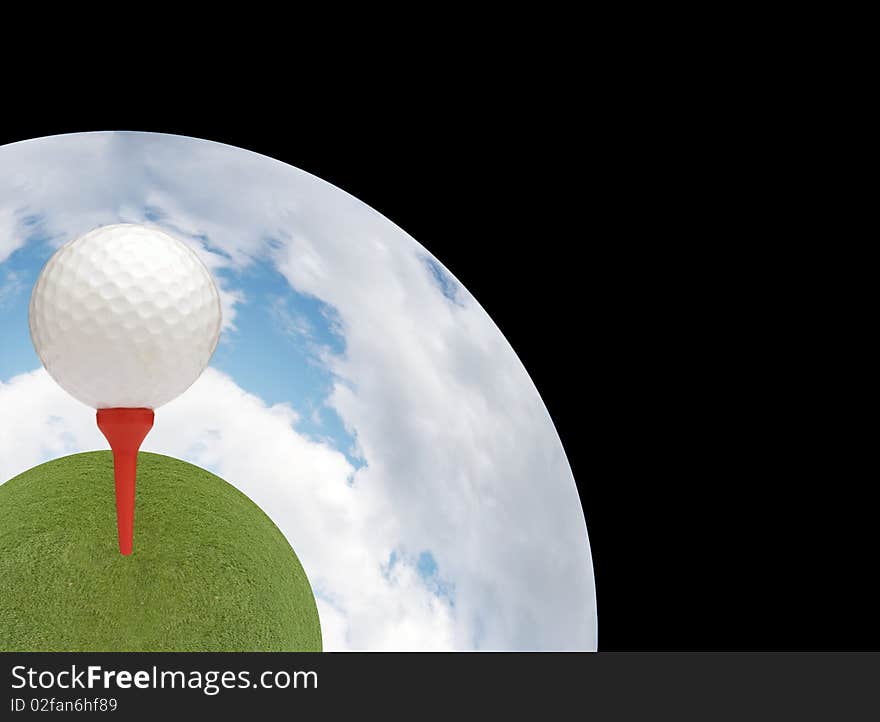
0,132,596,650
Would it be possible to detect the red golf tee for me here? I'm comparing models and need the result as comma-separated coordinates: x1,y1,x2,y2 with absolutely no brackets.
96,408,154,555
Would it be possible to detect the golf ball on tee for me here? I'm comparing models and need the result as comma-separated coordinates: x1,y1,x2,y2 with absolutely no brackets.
29,223,222,410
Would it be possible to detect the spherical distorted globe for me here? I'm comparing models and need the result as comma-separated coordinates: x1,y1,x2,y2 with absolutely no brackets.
0,452,322,651
29,223,222,410
0,132,598,650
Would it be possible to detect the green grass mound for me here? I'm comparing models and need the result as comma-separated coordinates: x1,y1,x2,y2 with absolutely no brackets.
0,451,321,652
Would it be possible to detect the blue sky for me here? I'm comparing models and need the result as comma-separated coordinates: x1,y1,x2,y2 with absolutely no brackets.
0,222,53,378
211,257,363,469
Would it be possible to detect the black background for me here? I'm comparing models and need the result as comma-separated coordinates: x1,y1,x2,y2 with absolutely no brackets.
0,93,873,652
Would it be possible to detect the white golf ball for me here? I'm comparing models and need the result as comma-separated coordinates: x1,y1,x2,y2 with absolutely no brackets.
29,223,222,410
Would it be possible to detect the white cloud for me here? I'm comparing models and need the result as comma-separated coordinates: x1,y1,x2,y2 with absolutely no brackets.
0,368,458,650
270,199,596,650
0,132,596,650
0,369,105,479
268,295,312,339
0,206,21,264
0,270,24,308
0,135,244,331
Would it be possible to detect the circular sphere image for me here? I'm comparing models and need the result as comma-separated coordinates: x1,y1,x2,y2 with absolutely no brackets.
0,452,321,651
30,223,222,410
0,132,596,650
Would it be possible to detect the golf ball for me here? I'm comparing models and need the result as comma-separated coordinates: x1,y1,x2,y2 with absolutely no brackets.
29,224,222,409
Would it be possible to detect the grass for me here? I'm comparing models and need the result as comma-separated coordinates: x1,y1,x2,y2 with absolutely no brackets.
0,451,322,651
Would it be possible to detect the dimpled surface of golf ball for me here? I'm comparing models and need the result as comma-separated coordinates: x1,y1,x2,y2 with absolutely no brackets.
29,224,222,410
